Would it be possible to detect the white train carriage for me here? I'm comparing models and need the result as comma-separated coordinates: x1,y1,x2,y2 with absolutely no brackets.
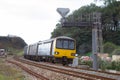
24,36,76,64
24,46,29,58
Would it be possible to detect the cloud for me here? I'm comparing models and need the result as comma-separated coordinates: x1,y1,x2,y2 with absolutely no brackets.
0,0,96,44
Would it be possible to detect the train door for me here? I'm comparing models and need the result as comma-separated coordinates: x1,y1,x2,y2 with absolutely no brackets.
50,41,54,56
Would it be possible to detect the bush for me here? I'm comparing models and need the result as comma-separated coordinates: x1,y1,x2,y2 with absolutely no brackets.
112,48,120,55
99,60,120,71
104,42,117,54
110,61,120,71
79,60,92,67
99,60,107,71
79,56,120,71
84,61,92,67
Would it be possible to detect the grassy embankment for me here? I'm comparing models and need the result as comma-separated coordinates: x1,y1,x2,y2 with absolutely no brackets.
0,58,25,80
7,47,24,56
0,46,30,80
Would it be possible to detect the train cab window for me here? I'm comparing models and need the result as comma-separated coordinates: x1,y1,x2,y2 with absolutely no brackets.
69,41,74,49
56,39,62,48
56,39,75,49
63,40,68,49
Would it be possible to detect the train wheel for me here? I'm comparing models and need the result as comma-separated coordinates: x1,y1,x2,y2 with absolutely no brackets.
62,57,68,66
52,57,56,64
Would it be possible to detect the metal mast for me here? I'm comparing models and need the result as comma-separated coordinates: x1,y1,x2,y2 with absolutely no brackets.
57,8,103,70
92,12,103,70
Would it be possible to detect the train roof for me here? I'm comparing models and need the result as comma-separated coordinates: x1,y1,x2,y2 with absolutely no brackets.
27,36,75,45
38,36,74,44
38,38,54,43
55,36,74,40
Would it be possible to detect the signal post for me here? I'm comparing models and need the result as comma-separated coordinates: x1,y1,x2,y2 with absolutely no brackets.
57,8,102,70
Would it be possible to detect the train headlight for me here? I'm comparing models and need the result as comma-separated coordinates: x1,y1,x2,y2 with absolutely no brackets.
54,52,59,55
71,53,75,56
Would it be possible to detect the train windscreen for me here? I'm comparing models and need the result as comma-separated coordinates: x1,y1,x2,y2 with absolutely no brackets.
56,39,75,49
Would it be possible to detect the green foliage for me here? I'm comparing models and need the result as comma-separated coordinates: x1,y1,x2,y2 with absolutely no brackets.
103,42,120,56
102,1,120,30
0,36,26,56
0,74,9,80
75,3,101,13
99,60,120,71
85,52,92,56
78,55,120,71
98,0,117,5
79,59,120,71
78,59,92,67
0,59,25,80
99,60,109,70
51,26,92,54
82,61,92,67
112,48,120,55
6,47,23,56
103,42,117,54
68,3,102,22
103,31,120,45
0,36,27,49
51,1,120,55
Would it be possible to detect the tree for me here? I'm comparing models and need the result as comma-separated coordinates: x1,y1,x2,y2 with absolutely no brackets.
103,42,117,54
51,4,100,55
96,0,117,5
112,49,120,55
102,1,120,31
51,1,120,55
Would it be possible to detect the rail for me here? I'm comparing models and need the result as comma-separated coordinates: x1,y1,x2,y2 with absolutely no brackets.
14,56,116,80
6,59,49,80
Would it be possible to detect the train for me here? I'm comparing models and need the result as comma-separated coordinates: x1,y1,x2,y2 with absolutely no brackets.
24,36,76,65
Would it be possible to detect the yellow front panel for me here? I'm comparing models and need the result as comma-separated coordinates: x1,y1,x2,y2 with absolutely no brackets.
54,48,76,59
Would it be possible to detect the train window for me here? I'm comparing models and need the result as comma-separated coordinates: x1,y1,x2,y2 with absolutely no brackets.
63,40,68,49
69,40,74,49
56,39,62,48
56,39,75,49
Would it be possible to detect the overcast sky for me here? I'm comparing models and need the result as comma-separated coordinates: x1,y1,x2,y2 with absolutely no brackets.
0,0,102,44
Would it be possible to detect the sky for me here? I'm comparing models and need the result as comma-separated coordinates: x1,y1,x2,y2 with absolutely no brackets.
0,0,103,44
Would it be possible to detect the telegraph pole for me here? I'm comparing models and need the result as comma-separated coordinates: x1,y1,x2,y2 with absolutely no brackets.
92,23,98,70
92,12,102,70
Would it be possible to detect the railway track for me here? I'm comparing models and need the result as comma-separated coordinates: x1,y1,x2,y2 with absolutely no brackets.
6,59,49,80
37,62,120,79
75,67,120,77
13,56,118,80
38,62,120,80
37,58,120,79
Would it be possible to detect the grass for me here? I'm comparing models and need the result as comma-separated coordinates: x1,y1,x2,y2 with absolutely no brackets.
0,58,26,80
17,50,24,56
7,47,24,56
85,52,92,56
